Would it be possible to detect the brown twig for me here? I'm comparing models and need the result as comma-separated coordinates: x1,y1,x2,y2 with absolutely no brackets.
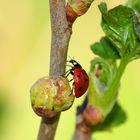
37,0,72,140
72,97,93,140
72,114,93,140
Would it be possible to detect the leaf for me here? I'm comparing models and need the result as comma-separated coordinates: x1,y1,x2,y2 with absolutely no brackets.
89,58,120,116
90,37,120,59
94,102,127,132
98,2,140,60
133,12,140,36
127,0,140,17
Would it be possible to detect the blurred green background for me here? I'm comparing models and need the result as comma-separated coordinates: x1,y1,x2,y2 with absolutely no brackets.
0,0,140,140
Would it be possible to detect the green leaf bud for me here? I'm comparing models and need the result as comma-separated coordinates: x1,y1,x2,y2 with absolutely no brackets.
30,76,75,117
88,58,119,117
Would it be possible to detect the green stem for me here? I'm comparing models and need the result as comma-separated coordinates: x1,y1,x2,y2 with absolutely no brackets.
101,55,129,115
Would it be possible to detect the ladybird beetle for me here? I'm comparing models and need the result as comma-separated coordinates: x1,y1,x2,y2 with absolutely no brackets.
65,59,89,98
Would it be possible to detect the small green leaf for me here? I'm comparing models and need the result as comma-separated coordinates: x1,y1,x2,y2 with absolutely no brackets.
94,102,127,132
90,37,120,59
98,2,107,13
89,58,119,116
133,13,140,36
127,0,140,17
98,2,140,60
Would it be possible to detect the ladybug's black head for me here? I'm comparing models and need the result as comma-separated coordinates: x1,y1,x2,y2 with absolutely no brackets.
68,59,82,68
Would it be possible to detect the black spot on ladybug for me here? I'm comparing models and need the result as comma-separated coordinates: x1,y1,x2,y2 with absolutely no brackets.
77,75,80,78
84,78,88,82
78,87,83,91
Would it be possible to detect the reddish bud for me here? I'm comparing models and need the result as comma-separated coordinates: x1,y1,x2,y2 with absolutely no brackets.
66,0,93,27
66,4,78,27
83,105,104,126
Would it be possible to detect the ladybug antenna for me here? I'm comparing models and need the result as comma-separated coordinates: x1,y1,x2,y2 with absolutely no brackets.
66,56,74,68
67,56,73,61
67,56,75,60
65,63,73,68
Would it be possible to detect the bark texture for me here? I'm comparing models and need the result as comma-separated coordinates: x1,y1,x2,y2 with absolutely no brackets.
37,0,72,140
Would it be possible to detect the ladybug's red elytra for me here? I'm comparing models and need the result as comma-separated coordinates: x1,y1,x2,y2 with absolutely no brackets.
65,59,89,98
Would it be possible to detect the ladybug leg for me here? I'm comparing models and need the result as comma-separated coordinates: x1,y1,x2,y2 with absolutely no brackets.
70,71,74,75
69,78,74,82
65,70,71,77
71,82,75,94
73,82,75,85
64,68,74,77
69,85,74,96
64,69,71,77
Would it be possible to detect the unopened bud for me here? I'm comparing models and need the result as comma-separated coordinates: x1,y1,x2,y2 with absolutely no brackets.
30,76,75,117
83,105,104,126
66,0,94,26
